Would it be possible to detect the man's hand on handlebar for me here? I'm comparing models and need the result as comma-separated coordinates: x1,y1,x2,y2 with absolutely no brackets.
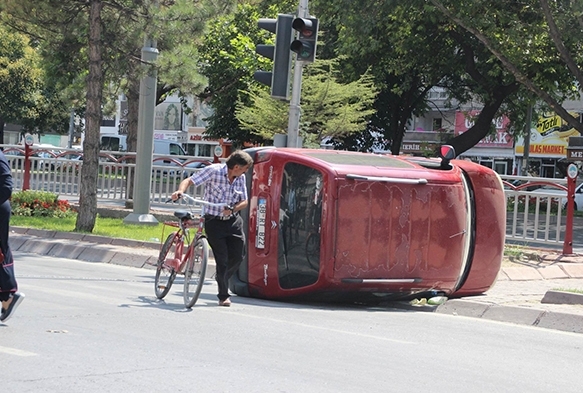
171,191,183,201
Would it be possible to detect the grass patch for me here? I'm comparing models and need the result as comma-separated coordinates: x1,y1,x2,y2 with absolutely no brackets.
11,214,164,243
504,245,525,259
552,288,583,294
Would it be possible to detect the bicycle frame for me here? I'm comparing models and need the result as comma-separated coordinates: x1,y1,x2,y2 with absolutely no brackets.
154,194,230,306
160,209,205,273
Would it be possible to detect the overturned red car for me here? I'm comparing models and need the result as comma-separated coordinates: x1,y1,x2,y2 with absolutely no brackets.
230,146,506,302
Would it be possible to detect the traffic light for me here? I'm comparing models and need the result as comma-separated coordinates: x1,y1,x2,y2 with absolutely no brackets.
254,14,294,100
290,17,319,63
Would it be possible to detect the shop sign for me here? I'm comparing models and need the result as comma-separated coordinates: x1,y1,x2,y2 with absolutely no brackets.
515,112,581,158
455,111,513,148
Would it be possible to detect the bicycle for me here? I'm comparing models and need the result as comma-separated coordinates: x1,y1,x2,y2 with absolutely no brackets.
154,194,227,308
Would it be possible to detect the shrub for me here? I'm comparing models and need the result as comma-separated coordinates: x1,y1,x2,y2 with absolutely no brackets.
10,190,74,218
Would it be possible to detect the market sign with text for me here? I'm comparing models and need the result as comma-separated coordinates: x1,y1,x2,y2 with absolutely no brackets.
515,112,581,158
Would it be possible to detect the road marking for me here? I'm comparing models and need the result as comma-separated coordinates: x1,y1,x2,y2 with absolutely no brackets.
0,345,37,357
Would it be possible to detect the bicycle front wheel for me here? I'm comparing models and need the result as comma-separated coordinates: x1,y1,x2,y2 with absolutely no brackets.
155,232,179,299
183,237,209,308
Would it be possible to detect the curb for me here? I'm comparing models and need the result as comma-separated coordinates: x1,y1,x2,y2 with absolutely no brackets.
11,231,159,269
436,299,583,334
11,227,218,277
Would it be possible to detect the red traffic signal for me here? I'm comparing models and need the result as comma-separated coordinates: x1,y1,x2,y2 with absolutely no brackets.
290,17,318,63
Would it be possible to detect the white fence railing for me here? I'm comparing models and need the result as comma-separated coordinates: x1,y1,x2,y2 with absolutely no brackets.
3,144,577,248
499,175,573,247
2,145,206,207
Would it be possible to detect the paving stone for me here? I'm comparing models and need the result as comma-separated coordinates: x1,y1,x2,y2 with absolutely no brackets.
560,263,583,278
501,267,543,281
537,265,569,279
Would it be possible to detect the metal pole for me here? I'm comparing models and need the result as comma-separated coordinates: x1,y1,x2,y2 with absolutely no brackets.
287,0,309,148
521,104,533,175
124,37,159,225
68,109,75,148
563,164,577,255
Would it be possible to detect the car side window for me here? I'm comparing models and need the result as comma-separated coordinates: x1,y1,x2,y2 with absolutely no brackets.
278,162,322,289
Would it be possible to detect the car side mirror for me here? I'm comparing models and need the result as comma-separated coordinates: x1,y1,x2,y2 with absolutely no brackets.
439,145,456,169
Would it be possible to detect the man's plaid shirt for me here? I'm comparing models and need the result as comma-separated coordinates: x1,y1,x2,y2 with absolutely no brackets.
189,163,247,216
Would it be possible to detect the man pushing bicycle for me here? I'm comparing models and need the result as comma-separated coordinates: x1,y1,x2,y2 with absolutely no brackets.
171,150,253,307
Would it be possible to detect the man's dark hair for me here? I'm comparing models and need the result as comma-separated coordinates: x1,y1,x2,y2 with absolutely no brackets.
226,150,253,169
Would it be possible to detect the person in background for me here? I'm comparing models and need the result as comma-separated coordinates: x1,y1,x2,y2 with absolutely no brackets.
172,150,253,307
0,150,25,322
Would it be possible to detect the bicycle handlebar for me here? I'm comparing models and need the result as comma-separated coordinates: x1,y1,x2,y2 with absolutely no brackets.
165,193,229,209
180,193,227,208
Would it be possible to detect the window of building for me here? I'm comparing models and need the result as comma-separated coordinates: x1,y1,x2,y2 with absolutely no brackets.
432,118,443,131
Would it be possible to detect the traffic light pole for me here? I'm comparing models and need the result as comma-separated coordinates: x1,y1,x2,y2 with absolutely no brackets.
286,0,309,148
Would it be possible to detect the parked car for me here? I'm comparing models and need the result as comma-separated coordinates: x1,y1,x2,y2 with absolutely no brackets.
528,183,583,211
182,158,212,178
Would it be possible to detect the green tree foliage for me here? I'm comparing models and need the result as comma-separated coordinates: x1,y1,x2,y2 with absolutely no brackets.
0,23,69,141
429,0,583,134
2,0,234,232
0,24,42,139
198,2,294,147
312,0,527,156
236,59,376,147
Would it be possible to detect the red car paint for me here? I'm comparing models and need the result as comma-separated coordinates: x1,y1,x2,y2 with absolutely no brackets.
231,148,506,301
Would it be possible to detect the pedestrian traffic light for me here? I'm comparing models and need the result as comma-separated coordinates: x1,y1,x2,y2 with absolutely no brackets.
254,14,294,100
290,17,319,63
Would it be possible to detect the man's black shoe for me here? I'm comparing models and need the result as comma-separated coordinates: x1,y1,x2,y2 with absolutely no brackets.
0,292,25,322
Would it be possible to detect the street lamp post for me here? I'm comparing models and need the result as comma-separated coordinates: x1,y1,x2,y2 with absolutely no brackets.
124,37,159,225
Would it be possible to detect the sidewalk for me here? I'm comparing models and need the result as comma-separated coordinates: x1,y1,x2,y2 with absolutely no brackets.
10,204,583,334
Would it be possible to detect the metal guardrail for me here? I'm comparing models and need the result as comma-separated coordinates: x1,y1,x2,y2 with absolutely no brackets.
3,145,577,249
499,175,573,247
2,144,206,205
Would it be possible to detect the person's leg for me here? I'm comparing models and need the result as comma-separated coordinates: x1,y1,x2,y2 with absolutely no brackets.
225,216,245,280
225,236,244,278
0,201,17,303
204,219,231,301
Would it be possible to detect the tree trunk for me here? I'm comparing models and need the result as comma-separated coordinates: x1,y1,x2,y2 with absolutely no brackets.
448,83,519,156
75,0,103,232
125,76,140,200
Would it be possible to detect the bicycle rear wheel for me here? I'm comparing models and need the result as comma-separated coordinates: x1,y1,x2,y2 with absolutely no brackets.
155,232,180,299
183,237,209,308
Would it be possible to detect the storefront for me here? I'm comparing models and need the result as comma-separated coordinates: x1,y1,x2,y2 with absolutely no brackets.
515,112,582,178
455,111,515,175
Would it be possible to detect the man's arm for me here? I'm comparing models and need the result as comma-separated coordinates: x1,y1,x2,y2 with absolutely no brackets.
171,177,193,201
231,200,248,213
0,155,13,205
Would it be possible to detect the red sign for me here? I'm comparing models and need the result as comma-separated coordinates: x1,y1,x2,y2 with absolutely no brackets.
455,111,513,148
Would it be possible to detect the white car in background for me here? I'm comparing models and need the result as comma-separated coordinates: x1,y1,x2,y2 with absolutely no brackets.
529,183,583,211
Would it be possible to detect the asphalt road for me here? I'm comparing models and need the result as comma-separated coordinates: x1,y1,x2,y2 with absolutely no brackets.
2,252,583,393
